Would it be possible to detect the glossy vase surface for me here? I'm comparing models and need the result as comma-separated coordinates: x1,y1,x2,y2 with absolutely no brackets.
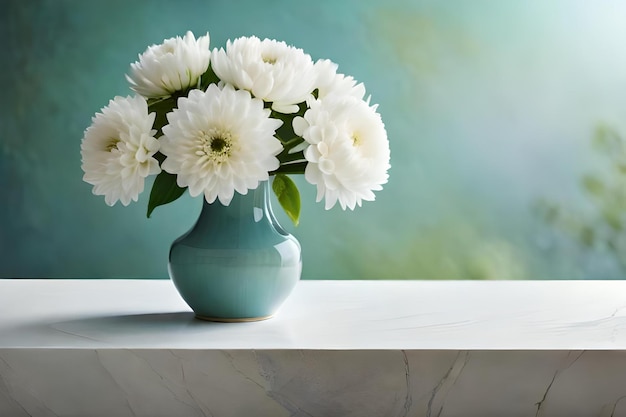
168,181,302,322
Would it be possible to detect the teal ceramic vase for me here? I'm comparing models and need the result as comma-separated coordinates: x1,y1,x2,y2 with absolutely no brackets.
168,180,302,322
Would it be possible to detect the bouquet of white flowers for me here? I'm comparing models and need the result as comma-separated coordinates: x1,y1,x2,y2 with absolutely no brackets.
80,31,390,225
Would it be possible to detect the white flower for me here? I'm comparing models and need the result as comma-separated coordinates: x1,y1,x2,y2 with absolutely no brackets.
160,83,283,205
126,31,211,98
293,95,390,210
313,59,366,100
81,96,161,206
211,36,317,113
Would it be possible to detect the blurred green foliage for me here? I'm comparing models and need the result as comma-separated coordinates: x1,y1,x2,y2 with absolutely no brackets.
537,125,626,274
341,219,527,280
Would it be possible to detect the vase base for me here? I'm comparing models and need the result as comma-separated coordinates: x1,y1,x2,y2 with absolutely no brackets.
195,314,273,323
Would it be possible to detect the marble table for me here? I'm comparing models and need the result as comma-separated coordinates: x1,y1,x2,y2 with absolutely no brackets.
1,279,626,417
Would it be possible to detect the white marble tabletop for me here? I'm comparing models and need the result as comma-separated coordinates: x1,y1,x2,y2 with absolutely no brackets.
3,279,626,417
1,278,626,350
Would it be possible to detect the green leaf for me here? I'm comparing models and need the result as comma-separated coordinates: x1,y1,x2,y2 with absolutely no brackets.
199,64,220,90
269,100,307,142
147,171,186,218
148,96,178,136
271,112,297,143
272,174,301,226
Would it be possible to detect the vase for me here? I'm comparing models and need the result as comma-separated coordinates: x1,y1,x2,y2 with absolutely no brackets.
168,180,302,322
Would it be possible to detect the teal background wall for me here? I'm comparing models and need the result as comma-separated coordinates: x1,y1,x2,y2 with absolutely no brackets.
3,0,626,279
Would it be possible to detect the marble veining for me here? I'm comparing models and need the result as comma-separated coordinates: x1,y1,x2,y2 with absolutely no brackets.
534,351,585,416
1,349,626,416
426,351,470,417
400,350,412,417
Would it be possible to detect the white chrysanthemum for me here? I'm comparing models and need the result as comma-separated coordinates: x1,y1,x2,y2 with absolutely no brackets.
81,96,161,206
160,83,283,205
211,36,317,114
313,59,366,100
126,31,211,98
293,95,390,210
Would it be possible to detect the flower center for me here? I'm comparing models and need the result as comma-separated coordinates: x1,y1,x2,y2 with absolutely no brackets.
105,138,120,152
262,54,277,65
198,129,233,163
351,132,362,147
211,137,228,153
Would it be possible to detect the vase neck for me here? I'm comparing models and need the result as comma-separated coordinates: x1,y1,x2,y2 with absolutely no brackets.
175,179,293,248
195,181,273,230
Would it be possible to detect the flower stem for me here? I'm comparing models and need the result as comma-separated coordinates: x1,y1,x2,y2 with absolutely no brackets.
277,136,304,150
278,150,305,163
271,161,307,175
